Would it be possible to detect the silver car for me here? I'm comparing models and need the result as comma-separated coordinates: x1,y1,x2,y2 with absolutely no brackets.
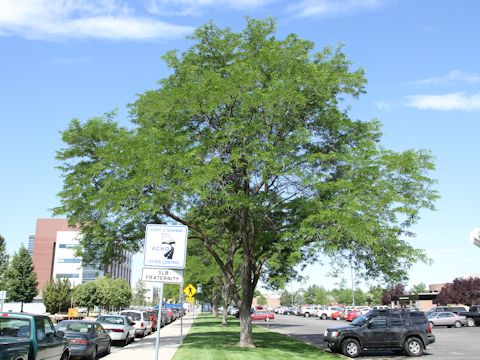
427,311,467,328
96,314,136,345
120,310,152,337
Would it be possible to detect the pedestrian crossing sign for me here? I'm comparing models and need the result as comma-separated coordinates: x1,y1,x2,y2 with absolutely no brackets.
184,284,197,297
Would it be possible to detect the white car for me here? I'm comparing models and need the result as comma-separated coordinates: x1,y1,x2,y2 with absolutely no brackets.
120,310,152,337
300,305,322,318
316,306,344,320
96,314,136,345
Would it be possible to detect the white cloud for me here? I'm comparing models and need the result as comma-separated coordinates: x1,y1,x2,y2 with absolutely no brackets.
375,101,392,110
144,0,271,16
287,0,389,18
411,70,480,87
405,92,480,112
0,0,193,40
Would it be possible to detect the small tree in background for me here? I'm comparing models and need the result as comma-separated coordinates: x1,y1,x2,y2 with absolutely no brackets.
42,278,72,313
73,281,99,315
0,235,9,290
257,294,267,306
381,283,405,306
411,282,427,294
132,280,148,306
6,246,38,311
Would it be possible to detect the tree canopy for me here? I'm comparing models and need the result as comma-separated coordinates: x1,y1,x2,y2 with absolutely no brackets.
5,246,38,311
55,18,438,346
435,277,480,306
42,278,72,313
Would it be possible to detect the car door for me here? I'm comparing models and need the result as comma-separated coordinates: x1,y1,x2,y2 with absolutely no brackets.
95,323,110,353
35,316,65,360
363,316,389,348
386,313,404,347
436,312,449,326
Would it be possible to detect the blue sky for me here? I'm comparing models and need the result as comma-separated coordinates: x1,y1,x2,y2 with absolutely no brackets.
1,0,480,291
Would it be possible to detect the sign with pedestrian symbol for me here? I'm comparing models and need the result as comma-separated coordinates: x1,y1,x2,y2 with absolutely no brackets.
143,224,188,269
184,284,197,297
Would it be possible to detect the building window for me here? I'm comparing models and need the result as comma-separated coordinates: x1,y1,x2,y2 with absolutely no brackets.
55,274,80,278
58,244,77,249
57,258,81,263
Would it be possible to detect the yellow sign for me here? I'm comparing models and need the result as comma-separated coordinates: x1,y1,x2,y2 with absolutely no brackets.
187,297,195,304
68,308,79,317
184,284,197,297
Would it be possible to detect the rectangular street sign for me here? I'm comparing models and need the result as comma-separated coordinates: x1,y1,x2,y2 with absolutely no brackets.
143,224,188,269
142,268,184,284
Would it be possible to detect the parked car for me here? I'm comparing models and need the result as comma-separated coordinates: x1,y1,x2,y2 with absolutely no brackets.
317,306,344,320
145,310,158,332
345,310,361,322
324,309,435,358
427,311,466,328
330,310,344,320
457,305,480,327
300,305,322,318
120,310,152,337
0,312,70,360
251,310,274,321
56,320,111,360
96,314,136,345
283,307,296,315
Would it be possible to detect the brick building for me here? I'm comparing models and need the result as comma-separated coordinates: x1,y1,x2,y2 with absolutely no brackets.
31,219,132,291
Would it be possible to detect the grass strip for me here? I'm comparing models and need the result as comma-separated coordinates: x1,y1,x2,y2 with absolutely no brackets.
173,314,339,359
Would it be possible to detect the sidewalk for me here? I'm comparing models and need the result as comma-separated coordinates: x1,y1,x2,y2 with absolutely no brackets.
107,311,198,360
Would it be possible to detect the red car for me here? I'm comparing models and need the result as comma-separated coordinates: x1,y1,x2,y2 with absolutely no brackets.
330,310,343,320
146,310,158,331
345,310,361,322
251,310,274,321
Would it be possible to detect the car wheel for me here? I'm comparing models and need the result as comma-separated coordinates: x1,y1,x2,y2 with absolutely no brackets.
404,337,423,357
336,316,341,320
304,312,310,318
341,338,361,358
454,321,462,328
124,334,130,346
466,318,475,327
106,341,111,355
321,314,327,320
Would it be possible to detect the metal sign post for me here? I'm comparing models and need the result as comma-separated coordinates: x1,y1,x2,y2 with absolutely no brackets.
154,283,164,360
179,283,184,344
143,224,189,359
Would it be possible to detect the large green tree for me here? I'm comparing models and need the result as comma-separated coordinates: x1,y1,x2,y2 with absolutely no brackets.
42,278,72,313
0,235,9,290
55,19,438,346
6,246,38,311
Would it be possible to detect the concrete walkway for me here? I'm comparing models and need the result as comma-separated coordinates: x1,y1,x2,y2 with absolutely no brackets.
105,311,197,360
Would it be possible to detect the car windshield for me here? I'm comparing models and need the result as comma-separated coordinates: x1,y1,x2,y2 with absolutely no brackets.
427,313,436,318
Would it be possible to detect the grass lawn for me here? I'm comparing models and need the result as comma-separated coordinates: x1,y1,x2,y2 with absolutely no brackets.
173,314,340,359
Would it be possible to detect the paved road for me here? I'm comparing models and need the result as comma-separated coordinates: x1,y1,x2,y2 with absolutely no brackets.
257,314,480,359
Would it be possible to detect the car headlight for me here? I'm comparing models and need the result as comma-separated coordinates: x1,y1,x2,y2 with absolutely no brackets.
324,330,328,337
331,331,341,338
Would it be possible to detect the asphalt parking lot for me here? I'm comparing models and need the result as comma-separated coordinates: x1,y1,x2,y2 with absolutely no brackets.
257,314,480,359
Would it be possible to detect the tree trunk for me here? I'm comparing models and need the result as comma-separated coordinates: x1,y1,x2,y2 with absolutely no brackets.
221,276,229,326
211,291,219,317
238,304,254,347
21,301,24,312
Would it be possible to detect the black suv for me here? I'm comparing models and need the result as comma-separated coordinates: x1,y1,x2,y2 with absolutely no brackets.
324,309,435,358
